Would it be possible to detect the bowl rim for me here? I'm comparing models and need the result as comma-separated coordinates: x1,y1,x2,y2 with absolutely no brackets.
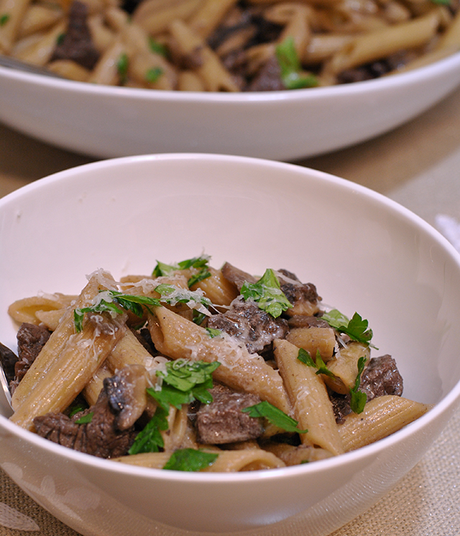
1,50,460,103
1,152,460,484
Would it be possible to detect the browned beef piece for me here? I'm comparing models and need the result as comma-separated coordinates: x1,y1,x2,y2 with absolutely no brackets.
277,269,320,306
287,315,330,329
34,387,136,458
0,342,17,384
207,7,282,52
104,364,147,431
329,391,351,425
330,354,404,423
246,55,285,92
207,297,289,354
196,384,263,444
51,1,100,70
11,323,51,392
360,354,403,399
221,261,256,291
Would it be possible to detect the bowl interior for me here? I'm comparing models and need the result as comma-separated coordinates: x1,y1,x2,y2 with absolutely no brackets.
1,153,460,411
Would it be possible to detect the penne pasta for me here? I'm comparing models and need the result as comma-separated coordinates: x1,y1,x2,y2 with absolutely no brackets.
0,0,457,91
148,306,292,414
2,255,429,472
338,395,431,451
274,339,344,455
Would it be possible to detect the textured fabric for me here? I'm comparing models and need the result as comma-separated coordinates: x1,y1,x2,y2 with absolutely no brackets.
1,410,459,536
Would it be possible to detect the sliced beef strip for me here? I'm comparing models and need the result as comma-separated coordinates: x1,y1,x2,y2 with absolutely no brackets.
246,55,285,92
207,296,289,354
104,364,147,431
0,342,18,385
277,269,320,308
34,383,137,458
360,354,403,399
330,354,404,423
221,262,257,291
195,383,264,444
11,323,51,392
287,315,330,329
51,0,100,70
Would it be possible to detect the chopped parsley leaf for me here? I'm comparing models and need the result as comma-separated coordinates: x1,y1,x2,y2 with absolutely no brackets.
152,255,211,288
148,359,220,410
75,412,94,424
193,310,207,325
0,13,10,26
163,448,218,471
187,267,211,287
128,406,168,454
154,283,211,308
240,269,292,318
74,291,161,332
297,347,316,367
297,348,335,378
206,327,222,338
132,360,218,457
145,66,163,83
321,309,377,348
68,401,89,417
74,286,211,332
275,37,318,90
243,400,308,434
117,53,129,84
148,37,168,57
349,356,368,414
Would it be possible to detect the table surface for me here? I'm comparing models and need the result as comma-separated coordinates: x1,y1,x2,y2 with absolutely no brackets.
1,86,460,536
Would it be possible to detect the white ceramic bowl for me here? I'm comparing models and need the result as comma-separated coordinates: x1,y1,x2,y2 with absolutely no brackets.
1,153,460,536
1,51,460,161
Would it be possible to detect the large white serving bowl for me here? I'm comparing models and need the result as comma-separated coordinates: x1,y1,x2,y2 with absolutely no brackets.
1,153,460,536
1,50,460,160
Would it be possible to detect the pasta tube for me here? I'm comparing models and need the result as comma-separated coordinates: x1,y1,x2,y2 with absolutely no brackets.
326,8,443,74
274,339,344,456
148,306,292,414
10,273,115,410
10,316,126,431
338,395,431,451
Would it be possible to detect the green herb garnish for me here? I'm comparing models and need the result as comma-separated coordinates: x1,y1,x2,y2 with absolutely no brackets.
193,310,207,325
128,406,168,454
153,283,211,309
321,309,377,348
297,348,334,378
275,37,318,90
187,267,211,287
117,53,129,84
240,269,292,318
74,290,161,332
75,412,94,424
74,286,212,332
206,327,222,338
68,401,89,417
242,400,308,434
148,359,220,410
0,13,10,26
163,448,218,471
349,356,368,414
152,255,211,288
131,359,218,456
148,38,168,57
145,66,163,83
